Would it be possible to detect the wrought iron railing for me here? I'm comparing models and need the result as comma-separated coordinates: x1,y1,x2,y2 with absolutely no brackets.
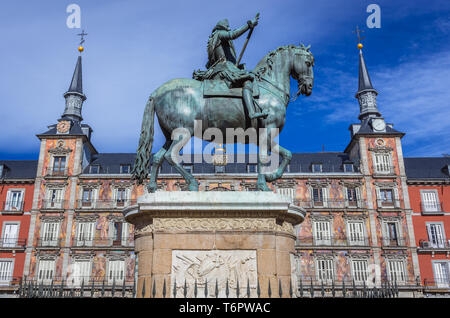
1,200,25,212
41,200,66,209
76,199,137,209
36,238,62,248
421,201,444,214
72,237,133,247
373,166,396,176
377,199,401,209
296,236,370,247
293,199,367,209
381,238,408,247
0,238,27,248
418,239,450,249
423,278,450,289
45,167,68,177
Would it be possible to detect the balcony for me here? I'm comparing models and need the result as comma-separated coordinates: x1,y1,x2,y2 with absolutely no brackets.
296,236,370,248
418,239,450,252
0,238,27,250
76,199,137,210
293,199,366,210
381,238,408,248
423,278,450,290
41,200,66,210
421,201,444,215
377,199,401,209
72,237,133,248
373,166,396,176
45,167,69,178
1,200,25,214
36,238,62,249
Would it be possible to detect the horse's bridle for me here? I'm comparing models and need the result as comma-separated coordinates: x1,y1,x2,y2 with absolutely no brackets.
258,75,291,105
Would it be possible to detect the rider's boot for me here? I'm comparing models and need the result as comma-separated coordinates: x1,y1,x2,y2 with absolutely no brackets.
243,81,269,119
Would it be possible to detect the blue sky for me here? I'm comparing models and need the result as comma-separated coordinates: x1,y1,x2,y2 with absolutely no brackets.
0,0,449,160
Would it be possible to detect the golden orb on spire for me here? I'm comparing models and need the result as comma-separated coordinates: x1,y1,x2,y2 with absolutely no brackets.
357,43,363,50
78,46,84,53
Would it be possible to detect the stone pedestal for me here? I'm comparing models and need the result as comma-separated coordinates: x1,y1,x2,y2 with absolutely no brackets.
123,191,305,298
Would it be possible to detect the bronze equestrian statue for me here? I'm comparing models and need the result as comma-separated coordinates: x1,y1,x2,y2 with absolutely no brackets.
132,14,314,192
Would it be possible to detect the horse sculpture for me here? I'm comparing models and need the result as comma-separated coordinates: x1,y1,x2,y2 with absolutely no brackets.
132,44,314,192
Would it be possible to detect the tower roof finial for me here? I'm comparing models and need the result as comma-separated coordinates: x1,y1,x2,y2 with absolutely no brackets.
77,29,88,54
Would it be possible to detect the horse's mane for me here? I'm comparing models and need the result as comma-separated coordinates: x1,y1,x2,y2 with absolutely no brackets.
253,44,311,77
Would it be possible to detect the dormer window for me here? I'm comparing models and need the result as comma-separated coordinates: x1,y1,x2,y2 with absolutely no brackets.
120,164,131,174
0,164,4,178
183,164,193,174
89,165,100,174
52,156,66,175
312,164,322,173
247,164,257,173
343,163,354,172
215,165,225,173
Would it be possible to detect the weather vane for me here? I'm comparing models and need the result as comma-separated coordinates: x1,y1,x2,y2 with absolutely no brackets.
353,25,365,49
77,29,88,53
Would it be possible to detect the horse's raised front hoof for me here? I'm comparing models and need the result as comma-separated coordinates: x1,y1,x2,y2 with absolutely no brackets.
147,183,157,193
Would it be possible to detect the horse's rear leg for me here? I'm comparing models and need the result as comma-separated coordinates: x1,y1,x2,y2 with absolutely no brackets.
164,135,199,191
147,140,171,193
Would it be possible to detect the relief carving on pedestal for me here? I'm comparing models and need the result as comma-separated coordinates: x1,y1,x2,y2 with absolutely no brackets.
153,217,294,234
171,250,257,298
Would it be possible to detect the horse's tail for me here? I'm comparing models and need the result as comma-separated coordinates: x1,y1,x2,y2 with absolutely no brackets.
132,96,155,184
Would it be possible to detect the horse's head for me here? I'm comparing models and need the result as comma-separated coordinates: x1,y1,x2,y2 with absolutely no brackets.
292,44,314,96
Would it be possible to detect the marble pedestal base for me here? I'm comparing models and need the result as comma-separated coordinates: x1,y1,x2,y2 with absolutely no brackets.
123,191,305,298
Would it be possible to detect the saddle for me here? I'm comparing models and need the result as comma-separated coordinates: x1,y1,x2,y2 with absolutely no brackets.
202,80,259,98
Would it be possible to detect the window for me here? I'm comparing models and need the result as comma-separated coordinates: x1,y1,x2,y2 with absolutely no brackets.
374,153,391,174
37,259,55,283
89,165,100,174
387,260,406,283
5,190,24,211
345,187,360,207
71,260,91,286
40,222,60,246
247,164,257,173
351,260,368,284
316,259,334,283
1,223,19,248
52,156,66,175
46,188,64,208
312,164,322,173
276,188,295,203
343,164,354,172
108,260,125,284
120,164,131,174
379,189,394,207
116,188,127,207
427,223,446,248
313,221,331,245
81,188,94,207
0,164,4,178
0,260,13,285
75,222,95,247
312,187,327,207
433,262,450,288
385,222,399,246
111,222,129,246
421,190,441,212
347,221,365,246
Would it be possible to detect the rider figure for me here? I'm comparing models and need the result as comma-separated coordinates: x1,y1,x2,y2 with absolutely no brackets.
203,16,268,120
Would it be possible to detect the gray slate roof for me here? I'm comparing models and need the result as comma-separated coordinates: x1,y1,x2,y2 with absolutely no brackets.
404,157,450,180
0,160,37,179
82,152,357,175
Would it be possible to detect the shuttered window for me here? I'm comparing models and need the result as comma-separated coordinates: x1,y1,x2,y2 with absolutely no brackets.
2,223,19,247
40,222,59,246
316,259,334,282
276,188,295,203
5,190,24,211
374,154,391,174
71,260,91,286
108,260,125,284
421,190,440,212
351,260,368,283
76,222,95,246
387,260,405,283
347,222,365,245
37,260,55,283
0,260,13,285
427,223,445,248
433,262,450,288
313,221,331,245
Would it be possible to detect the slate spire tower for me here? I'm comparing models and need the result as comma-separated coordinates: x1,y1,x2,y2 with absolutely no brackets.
356,46,381,121
62,55,86,122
